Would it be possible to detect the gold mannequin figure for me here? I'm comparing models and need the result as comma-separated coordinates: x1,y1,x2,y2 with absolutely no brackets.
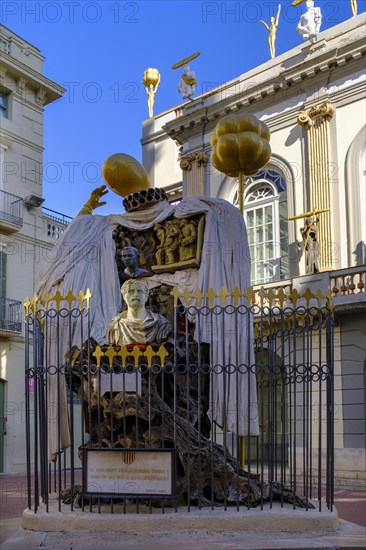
145,78,160,118
350,0,357,17
143,68,160,118
259,4,281,59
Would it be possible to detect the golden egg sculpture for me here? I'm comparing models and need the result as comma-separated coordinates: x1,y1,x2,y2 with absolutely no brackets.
143,68,160,88
102,153,150,198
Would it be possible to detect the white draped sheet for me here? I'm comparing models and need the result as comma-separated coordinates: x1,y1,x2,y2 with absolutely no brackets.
37,198,259,460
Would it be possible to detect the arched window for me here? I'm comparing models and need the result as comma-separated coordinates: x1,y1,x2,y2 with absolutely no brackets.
234,169,289,285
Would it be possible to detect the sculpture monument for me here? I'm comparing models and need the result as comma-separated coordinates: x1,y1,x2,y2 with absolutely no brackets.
172,52,200,100
259,4,281,59
143,68,160,118
37,145,311,508
37,152,258,463
301,217,320,274
296,0,322,43
119,246,152,280
106,279,171,346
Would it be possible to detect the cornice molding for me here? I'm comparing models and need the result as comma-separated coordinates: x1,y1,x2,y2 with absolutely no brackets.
329,80,366,108
0,51,66,104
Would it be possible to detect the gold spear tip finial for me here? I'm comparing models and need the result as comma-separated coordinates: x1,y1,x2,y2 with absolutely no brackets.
172,52,201,70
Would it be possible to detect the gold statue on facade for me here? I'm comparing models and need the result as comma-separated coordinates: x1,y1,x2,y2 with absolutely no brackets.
350,0,358,17
143,68,160,118
289,208,330,274
300,217,320,274
259,4,281,59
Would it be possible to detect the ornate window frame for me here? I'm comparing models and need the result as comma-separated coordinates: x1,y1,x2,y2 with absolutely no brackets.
220,156,296,283
242,175,288,285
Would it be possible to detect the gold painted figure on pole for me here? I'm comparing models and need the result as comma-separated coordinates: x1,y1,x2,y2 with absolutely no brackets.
289,208,329,274
300,217,320,274
143,68,160,118
259,4,281,59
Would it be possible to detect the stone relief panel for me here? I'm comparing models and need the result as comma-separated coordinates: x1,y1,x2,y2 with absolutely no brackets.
112,213,205,277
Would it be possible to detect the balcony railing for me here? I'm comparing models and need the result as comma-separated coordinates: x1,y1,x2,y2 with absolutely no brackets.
0,190,23,227
0,297,22,333
42,207,72,240
331,266,365,298
42,207,72,226
251,266,366,309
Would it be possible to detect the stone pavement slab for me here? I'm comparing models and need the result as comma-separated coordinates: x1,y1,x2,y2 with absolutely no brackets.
1,473,365,550
1,519,366,549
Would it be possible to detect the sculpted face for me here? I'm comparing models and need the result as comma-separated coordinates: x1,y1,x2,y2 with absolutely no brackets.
122,247,138,267
122,281,149,308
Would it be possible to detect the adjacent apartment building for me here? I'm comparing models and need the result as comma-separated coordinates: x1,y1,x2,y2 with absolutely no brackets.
0,25,67,472
141,14,366,484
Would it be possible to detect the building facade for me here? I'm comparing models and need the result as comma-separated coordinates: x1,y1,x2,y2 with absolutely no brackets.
142,15,366,485
0,25,67,472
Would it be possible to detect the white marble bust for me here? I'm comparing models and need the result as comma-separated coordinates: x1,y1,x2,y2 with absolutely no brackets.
106,279,171,346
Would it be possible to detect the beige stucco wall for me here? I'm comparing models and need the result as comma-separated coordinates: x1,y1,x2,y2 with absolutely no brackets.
0,24,65,472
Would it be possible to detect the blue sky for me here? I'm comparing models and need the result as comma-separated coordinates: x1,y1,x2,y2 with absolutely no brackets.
2,0,365,216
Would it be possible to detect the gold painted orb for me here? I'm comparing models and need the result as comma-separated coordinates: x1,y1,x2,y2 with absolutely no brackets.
102,153,150,198
143,68,160,87
210,113,271,177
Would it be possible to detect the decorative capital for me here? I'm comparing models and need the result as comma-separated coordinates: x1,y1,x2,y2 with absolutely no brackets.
179,154,194,171
195,150,208,167
298,100,335,129
179,149,208,171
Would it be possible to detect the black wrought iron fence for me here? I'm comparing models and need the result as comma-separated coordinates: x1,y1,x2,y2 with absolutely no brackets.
24,287,334,515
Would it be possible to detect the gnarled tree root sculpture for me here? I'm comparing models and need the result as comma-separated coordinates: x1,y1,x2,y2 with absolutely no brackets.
64,338,313,510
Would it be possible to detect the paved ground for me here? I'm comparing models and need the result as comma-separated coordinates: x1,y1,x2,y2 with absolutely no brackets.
1,473,365,549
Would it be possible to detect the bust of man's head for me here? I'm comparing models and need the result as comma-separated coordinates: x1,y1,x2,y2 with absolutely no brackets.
121,246,138,268
121,246,150,278
106,278,172,345
121,279,149,309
